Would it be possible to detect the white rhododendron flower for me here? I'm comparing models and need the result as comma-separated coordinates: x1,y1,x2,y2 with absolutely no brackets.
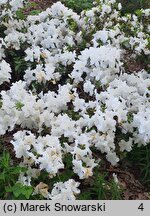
0,0,149,199
50,179,80,200
10,0,24,11
0,60,11,85
71,45,121,84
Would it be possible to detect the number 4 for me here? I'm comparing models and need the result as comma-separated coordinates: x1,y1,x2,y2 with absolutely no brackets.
138,203,144,211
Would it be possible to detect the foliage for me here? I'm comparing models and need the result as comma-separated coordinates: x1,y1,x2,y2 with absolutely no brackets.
127,144,150,188
78,169,123,200
119,0,150,13
62,0,93,13
62,0,150,13
0,150,28,199
6,183,33,199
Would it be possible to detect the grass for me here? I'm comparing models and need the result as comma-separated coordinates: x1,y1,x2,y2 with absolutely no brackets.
127,143,150,188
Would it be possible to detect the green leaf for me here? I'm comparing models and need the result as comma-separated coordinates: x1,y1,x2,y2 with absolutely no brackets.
9,183,22,198
16,10,25,20
27,2,37,8
127,112,134,123
29,10,41,15
7,183,33,199
0,173,5,181
9,166,27,175
1,151,10,168
22,186,33,199
135,9,142,16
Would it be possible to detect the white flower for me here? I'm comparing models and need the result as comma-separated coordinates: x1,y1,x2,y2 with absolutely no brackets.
0,60,11,85
118,3,122,10
86,10,94,18
50,179,80,200
133,108,150,144
18,173,31,186
44,63,55,80
71,45,121,85
0,0,7,5
93,30,108,44
37,137,64,175
110,0,116,3
119,138,133,152
10,0,24,11
102,5,111,15
113,173,119,185
106,152,119,165
83,80,95,96
11,131,32,158
72,158,96,179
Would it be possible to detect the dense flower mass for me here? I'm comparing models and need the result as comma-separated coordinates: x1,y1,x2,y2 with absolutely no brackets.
0,0,150,199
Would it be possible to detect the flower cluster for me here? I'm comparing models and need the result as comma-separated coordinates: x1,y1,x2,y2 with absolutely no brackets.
0,0,149,199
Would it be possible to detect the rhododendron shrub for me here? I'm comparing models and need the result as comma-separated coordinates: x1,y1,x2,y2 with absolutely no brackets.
0,0,149,199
